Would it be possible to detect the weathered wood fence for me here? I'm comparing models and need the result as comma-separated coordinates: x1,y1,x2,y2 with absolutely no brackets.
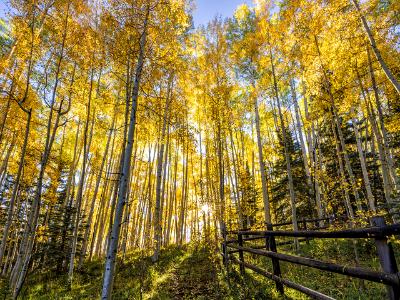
221,216,400,300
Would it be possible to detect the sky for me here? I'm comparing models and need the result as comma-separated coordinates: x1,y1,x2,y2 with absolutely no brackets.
192,0,253,26
0,0,254,24
0,1,7,19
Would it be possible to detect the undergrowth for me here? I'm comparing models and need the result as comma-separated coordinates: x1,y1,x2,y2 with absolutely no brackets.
0,238,398,299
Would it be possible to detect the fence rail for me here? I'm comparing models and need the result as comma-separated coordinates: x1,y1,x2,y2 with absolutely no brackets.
221,216,400,300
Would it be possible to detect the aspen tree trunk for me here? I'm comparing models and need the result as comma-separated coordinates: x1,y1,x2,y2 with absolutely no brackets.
268,47,298,245
160,132,170,246
175,140,184,244
137,197,146,248
367,102,395,213
302,87,324,221
0,110,31,266
291,81,317,218
250,125,257,227
355,66,394,213
101,151,122,255
128,164,143,249
332,106,363,211
367,49,400,193
0,139,14,186
79,119,111,265
217,123,225,234
104,61,132,256
205,136,211,214
350,0,400,95
89,150,115,261
115,54,137,257
0,91,12,144
128,146,146,250
103,56,133,251
351,109,376,212
144,145,156,249
133,150,149,247
136,155,151,248
253,81,272,225
199,125,204,203
311,124,324,219
152,77,172,261
68,68,94,282
166,146,178,246
183,140,190,243
101,158,121,256
121,139,139,254
120,166,135,256
159,116,170,231
101,6,149,298
331,120,355,219
2,229,17,275
229,127,243,227
63,122,81,208
179,138,190,244
177,143,186,245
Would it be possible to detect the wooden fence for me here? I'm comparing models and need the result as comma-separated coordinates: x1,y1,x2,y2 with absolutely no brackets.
221,216,400,300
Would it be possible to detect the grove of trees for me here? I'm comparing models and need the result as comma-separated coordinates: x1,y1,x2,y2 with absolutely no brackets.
0,0,398,298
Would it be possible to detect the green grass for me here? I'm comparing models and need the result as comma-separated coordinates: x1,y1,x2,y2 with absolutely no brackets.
1,245,230,300
1,239,397,299
226,237,397,299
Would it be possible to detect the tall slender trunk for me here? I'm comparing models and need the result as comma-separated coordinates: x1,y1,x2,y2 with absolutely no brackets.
331,119,355,219
217,122,225,235
351,109,376,212
367,102,395,214
302,85,324,221
68,68,94,281
159,128,170,247
367,49,400,193
332,106,363,211
268,45,298,243
253,82,271,225
0,137,15,190
152,76,172,261
356,66,394,214
79,117,115,267
101,7,149,299
291,80,317,218
90,147,115,261
0,110,31,265
0,94,12,144
166,146,178,246
229,127,243,227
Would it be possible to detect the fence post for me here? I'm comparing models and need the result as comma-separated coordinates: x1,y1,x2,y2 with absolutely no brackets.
238,232,245,276
370,216,399,300
302,220,310,245
267,223,284,295
222,226,227,266
265,222,271,250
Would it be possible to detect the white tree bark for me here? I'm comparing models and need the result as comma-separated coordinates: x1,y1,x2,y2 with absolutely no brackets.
351,109,376,212
101,6,149,299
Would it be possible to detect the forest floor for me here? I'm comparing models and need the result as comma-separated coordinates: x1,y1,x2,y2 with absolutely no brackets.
0,238,398,299
0,245,230,300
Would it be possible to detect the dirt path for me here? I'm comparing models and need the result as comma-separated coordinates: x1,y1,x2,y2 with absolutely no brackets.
152,248,228,299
